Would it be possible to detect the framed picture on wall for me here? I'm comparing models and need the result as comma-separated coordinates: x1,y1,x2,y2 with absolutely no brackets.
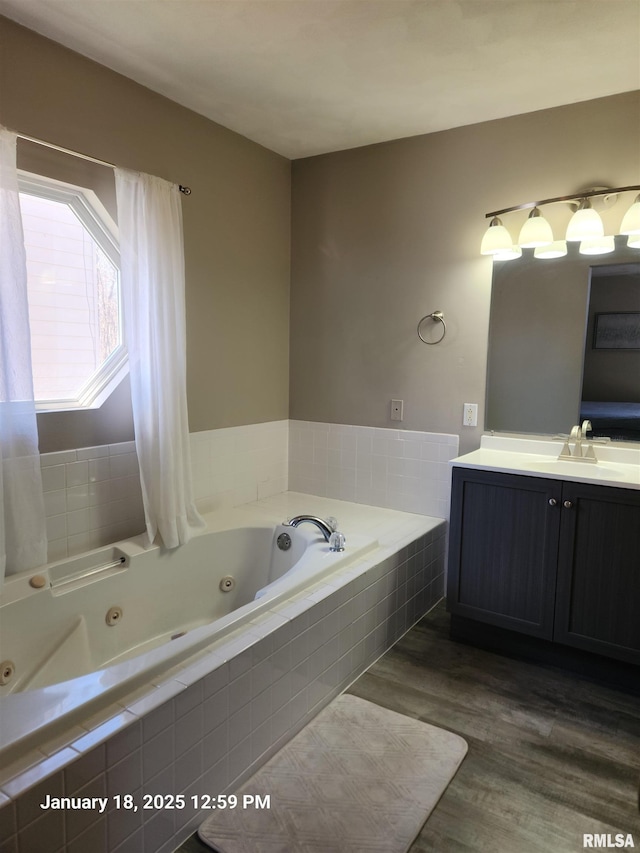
593,312,640,350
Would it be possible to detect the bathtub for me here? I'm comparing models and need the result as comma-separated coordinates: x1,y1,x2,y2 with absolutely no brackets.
1,523,373,697
0,508,374,751
0,493,447,853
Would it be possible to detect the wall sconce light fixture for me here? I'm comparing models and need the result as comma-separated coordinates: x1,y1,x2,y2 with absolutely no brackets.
518,207,554,248
565,198,605,242
481,184,640,260
480,216,514,255
620,193,640,235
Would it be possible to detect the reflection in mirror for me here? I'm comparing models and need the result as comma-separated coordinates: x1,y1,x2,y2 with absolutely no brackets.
485,237,640,441
581,264,640,440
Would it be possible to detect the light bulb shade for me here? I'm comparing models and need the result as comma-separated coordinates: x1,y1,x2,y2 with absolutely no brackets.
534,240,567,259
492,245,522,261
620,196,640,235
480,217,513,255
518,208,553,248
579,236,615,255
566,203,604,242
627,235,640,249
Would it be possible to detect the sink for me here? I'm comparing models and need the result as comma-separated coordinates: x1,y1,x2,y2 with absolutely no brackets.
453,436,640,490
524,459,627,480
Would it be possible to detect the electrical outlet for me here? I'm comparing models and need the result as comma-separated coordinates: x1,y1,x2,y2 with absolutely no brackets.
463,403,478,427
391,399,404,421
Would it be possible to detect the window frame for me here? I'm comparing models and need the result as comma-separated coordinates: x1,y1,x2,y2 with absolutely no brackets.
18,171,128,412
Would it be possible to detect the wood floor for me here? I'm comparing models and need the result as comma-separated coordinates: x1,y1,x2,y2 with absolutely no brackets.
178,602,640,853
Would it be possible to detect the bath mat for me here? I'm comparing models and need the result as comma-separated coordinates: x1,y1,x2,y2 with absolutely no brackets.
198,693,468,853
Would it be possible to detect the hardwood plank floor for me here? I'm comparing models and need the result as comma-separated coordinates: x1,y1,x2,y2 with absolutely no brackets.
178,602,640,852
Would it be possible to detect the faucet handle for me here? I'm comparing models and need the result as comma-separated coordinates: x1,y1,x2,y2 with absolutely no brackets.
581,419,592,436
325,516,338,532
329,531,346,552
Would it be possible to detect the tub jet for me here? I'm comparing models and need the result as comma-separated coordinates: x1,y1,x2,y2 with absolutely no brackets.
105,606,123,626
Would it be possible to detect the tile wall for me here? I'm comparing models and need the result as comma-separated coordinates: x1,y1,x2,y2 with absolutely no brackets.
189,420,289,513
40,421,290,564
289,421,459,518
41,419,454,563
41,442,145,564
0,523,446,853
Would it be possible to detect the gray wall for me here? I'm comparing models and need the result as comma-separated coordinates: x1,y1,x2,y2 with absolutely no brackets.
0,16,291,452
3,13,639,459
290,91,640,454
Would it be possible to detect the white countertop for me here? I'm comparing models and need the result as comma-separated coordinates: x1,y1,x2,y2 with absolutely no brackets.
451,434,640,490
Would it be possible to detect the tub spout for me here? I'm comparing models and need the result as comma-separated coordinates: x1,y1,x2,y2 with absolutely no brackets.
284,515,345,551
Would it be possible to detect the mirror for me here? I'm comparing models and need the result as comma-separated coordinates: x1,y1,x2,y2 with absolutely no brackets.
485,236,640,441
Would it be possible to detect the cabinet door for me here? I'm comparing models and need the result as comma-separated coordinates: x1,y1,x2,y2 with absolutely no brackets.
554,482,640,665
447,469,561,638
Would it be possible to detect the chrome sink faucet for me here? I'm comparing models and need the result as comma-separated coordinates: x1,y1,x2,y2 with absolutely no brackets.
559,420,597,463
284,515,346,551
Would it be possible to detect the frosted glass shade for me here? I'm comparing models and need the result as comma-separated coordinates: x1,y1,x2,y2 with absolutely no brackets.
627,235,640,249
579,236,615,255
534,240,567,259
480,217,513,255
492,245,522,261
518,208,553,248
620,195,640,235
566,204,604,242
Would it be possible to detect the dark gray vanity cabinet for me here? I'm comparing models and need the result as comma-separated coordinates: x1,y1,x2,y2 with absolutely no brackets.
447,467,640,666
554,481,640,664
447,468,561,639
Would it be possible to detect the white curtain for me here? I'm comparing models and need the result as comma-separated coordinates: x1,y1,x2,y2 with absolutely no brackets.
0,126,47,579
115,168,203,549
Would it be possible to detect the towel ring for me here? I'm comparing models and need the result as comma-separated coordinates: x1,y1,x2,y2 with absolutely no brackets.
417,311,446,345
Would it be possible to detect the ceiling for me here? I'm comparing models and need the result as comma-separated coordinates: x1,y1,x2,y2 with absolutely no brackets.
1,0,639,159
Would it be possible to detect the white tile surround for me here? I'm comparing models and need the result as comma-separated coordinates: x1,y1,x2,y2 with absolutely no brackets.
41,420,456,562
41,442,145,564
289,420,459,518
189,420,289,513
0,508,447,853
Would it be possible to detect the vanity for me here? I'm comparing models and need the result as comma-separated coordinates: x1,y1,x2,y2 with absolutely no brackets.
447,435,640,673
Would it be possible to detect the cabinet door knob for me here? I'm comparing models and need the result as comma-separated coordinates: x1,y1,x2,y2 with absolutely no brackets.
563,500,573,509
548,498,558,506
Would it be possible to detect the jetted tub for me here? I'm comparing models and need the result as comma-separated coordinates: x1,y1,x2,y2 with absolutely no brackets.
0,493,447,853
0,502,377,761
0,523,372,697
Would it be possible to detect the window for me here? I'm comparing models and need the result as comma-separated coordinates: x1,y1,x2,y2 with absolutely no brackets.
18,173,126,410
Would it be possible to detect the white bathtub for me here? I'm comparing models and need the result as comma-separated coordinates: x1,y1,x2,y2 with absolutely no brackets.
0,522,373,697
0,493,447,853
0,505,376,753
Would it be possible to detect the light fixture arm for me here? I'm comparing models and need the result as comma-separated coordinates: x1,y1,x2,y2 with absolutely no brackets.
485,184,640,219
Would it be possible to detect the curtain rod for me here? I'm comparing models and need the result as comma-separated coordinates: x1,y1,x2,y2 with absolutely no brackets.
16,132,192,195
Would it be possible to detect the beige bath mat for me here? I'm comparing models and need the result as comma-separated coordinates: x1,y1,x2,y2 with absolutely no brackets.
198,693,468,853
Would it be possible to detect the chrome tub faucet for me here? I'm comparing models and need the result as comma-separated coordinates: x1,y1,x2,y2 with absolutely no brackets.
284,515,346,551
